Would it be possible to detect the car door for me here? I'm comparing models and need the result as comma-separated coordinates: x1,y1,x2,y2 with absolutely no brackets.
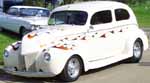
7,15,22,33
0,13,7,28
86,10,124,65
4,8,20,32
113,8,131,54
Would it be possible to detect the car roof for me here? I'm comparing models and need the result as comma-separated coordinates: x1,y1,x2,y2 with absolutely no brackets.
53,1,129,13
10,6,49,10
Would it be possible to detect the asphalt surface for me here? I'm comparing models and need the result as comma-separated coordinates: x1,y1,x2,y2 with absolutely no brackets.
0,50,150,83
0,29,149,83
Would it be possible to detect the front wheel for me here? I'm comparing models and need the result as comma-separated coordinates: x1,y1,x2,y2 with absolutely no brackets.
59,56,82,82
20,27,30,37
130,40,143,63
0,27,3,31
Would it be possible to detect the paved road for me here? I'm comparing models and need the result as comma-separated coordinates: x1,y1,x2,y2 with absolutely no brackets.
0,50,149,83
0,29,149,83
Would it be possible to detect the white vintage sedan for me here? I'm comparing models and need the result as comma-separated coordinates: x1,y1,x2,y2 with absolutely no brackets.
3,1,148,82
0,6,49,36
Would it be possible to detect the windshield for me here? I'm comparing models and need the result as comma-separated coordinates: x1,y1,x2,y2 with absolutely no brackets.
20,8,50,17
48,11,88,25
7,8,50,17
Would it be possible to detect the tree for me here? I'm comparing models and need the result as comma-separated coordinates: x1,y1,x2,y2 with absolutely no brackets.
62,0,74,5
23,0,149,7
24,0,45,7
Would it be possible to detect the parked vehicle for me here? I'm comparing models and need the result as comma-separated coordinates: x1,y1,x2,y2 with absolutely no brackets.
0,0,3,12
0,6,50,36
3,1,148,82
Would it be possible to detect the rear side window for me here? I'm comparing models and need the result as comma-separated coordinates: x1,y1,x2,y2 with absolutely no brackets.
115,8,130,21
7,8,18,16
91,10,112,25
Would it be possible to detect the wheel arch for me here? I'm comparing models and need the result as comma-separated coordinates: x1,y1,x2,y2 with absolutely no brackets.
19,26,25,34
135,29,148,51
134,35,148,51
126,30,148,53
124,35,146,59
71,54,85,73
19,26,31,37
135,38,143,50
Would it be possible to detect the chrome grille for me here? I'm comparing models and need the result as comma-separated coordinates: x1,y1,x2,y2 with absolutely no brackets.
24,53,37,72
18,55,26,71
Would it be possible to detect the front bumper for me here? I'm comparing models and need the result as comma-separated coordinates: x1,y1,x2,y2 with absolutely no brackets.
4,67,56,77
3,41,68,78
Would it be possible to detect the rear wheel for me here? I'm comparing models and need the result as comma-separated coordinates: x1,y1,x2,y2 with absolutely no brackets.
59,56,82,82
130,40,143,63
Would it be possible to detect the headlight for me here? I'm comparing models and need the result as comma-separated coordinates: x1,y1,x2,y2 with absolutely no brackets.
31,25,40,30
4,50,9,57
44,53,51,61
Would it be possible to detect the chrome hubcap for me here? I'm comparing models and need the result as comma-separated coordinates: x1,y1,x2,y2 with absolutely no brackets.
67,58,80,78
133,42,141,58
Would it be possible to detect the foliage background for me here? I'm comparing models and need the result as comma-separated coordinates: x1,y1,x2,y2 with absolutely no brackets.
23,0,150,6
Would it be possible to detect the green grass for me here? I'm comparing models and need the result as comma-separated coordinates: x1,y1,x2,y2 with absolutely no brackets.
0,30,19,63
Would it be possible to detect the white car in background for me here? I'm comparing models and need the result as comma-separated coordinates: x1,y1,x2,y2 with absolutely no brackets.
3,1,148,82
0,6,50,36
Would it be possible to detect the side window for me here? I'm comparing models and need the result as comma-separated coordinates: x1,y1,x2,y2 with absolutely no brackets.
91,10,112,25
7,8,18,16
115,8,130,21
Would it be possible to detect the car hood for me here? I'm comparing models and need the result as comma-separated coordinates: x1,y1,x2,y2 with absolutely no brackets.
21,25,87,55
24,25,87,39
20,16,49,25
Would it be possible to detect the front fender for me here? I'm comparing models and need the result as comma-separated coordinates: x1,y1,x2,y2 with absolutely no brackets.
3,41,22,69
36,46,89,75
36,48,73,75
